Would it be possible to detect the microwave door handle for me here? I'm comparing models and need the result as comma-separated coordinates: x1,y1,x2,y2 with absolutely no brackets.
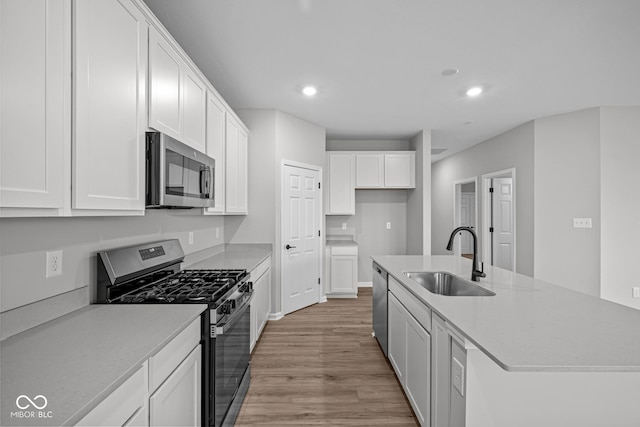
200,166,207,194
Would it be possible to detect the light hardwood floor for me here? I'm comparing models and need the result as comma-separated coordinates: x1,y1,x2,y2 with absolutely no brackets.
236,288,419,426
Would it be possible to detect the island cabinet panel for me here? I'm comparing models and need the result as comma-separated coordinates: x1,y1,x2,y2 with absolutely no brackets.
0,0,66,214
325,153,355,215
388,287,431,426
73,0,147,212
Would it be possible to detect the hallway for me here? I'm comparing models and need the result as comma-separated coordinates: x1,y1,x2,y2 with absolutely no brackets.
236,288,419,425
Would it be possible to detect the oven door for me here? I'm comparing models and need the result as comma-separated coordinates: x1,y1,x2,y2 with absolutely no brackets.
213,302,250,427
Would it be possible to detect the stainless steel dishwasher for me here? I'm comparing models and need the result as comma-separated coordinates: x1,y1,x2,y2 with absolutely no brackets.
372,262,388,357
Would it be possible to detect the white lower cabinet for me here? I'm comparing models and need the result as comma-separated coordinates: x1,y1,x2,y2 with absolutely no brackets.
388,278,431,427
149,345,201,427
76,365,148,427
250,257,271,352
75,317,201,427
326,245,358,297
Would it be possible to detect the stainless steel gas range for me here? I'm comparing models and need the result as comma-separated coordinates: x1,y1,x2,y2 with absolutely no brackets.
97,239,253,427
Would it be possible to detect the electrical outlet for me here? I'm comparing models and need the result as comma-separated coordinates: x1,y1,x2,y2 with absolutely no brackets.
342,223,347,230
46,250,63,278
215,227,220,239
452,356,465,397
573,218,592,228
386,222,391,230
188,232,194,245
633,287,640,298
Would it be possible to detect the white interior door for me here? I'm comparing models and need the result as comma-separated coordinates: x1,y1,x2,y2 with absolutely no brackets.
492,177,514,271
460,193,475,254
282,164,321,314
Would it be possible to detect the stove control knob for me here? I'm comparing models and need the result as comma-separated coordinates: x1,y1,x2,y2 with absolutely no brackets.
221,302,232,314
229,299,236,310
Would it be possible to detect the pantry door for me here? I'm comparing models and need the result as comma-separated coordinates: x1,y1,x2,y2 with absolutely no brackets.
282,162,322,315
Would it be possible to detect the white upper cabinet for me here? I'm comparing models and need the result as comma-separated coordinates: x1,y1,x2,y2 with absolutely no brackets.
73,0,147,212
325,153,355,215
354,152,415,189
148,26,207,152
181,69,207,153
204,91,226,214
0,0,67,215
356,154,384,188
148,27,182,138
384,153,415,188
225,115,248,214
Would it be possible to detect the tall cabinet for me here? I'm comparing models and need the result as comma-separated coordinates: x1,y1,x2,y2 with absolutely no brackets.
1,0,67,214
73,0,148,211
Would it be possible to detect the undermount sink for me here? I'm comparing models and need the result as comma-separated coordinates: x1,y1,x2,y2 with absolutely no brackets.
404,271,496,297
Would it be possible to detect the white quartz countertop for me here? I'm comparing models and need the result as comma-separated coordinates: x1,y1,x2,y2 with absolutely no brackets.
186,243,272,271
372,255,640,372
0,304,206,426
326,239,358,247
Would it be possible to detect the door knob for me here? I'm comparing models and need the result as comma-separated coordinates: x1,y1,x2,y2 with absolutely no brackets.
285,244,296,250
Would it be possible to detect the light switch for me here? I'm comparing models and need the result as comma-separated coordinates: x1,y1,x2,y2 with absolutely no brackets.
342,223,347,230
633,287,640,298
452,356,465,397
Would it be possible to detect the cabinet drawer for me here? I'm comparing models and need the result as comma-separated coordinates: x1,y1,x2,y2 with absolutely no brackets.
250,256,271,282
149,317,200,392
389,276,431,332
76,365,146,426
330,245,358,256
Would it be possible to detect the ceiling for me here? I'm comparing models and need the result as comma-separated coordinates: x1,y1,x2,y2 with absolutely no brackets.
143,0,640,161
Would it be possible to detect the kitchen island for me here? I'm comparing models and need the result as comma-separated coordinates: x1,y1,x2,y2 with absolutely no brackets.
372,255,640,427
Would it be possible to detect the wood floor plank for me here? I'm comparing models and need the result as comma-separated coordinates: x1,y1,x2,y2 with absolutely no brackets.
236,288,419,426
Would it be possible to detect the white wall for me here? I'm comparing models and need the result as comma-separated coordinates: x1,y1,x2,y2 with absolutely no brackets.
534,108,601,296
326,190,408,282
227,109,326,316
0,211,224,312
431,121,535,276
600,107,640,308
407,130,431,255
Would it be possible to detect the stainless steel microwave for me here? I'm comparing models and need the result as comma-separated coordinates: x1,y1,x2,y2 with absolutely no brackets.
146,132,215,208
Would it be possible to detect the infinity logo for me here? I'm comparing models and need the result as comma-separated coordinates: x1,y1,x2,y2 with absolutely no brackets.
16,395,48,410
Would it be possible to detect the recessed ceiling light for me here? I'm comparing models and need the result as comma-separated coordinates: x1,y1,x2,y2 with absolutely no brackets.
302,85,317,96
466,86,483,97
441,68,459,77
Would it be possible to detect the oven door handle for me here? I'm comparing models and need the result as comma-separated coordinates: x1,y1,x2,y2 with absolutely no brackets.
214,295,252,337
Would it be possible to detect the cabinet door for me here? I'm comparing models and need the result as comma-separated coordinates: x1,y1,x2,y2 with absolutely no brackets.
388,292,406,382
225,116,248,214
204,91,226,214
149,345,201,427
432,314,450,427
330,254,357,294
1,0,66,212
326,153,355,215
406,312,431,426
384,153,415,188
73,0,146,211
355,153,384,188
259,268,271,335
148,27,182,138
76,366,147,427
182,69,206,152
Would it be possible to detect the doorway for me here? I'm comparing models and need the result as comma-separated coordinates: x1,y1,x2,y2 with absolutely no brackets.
453,177,478,259
281,161,323,315
482,169,516,272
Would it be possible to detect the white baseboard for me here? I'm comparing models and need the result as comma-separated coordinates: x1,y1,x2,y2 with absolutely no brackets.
268,311,284,321
319,295,328,303
358,281,373,288
326,293,357,299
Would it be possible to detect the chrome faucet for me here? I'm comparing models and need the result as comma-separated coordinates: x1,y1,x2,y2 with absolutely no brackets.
446,226,486,282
